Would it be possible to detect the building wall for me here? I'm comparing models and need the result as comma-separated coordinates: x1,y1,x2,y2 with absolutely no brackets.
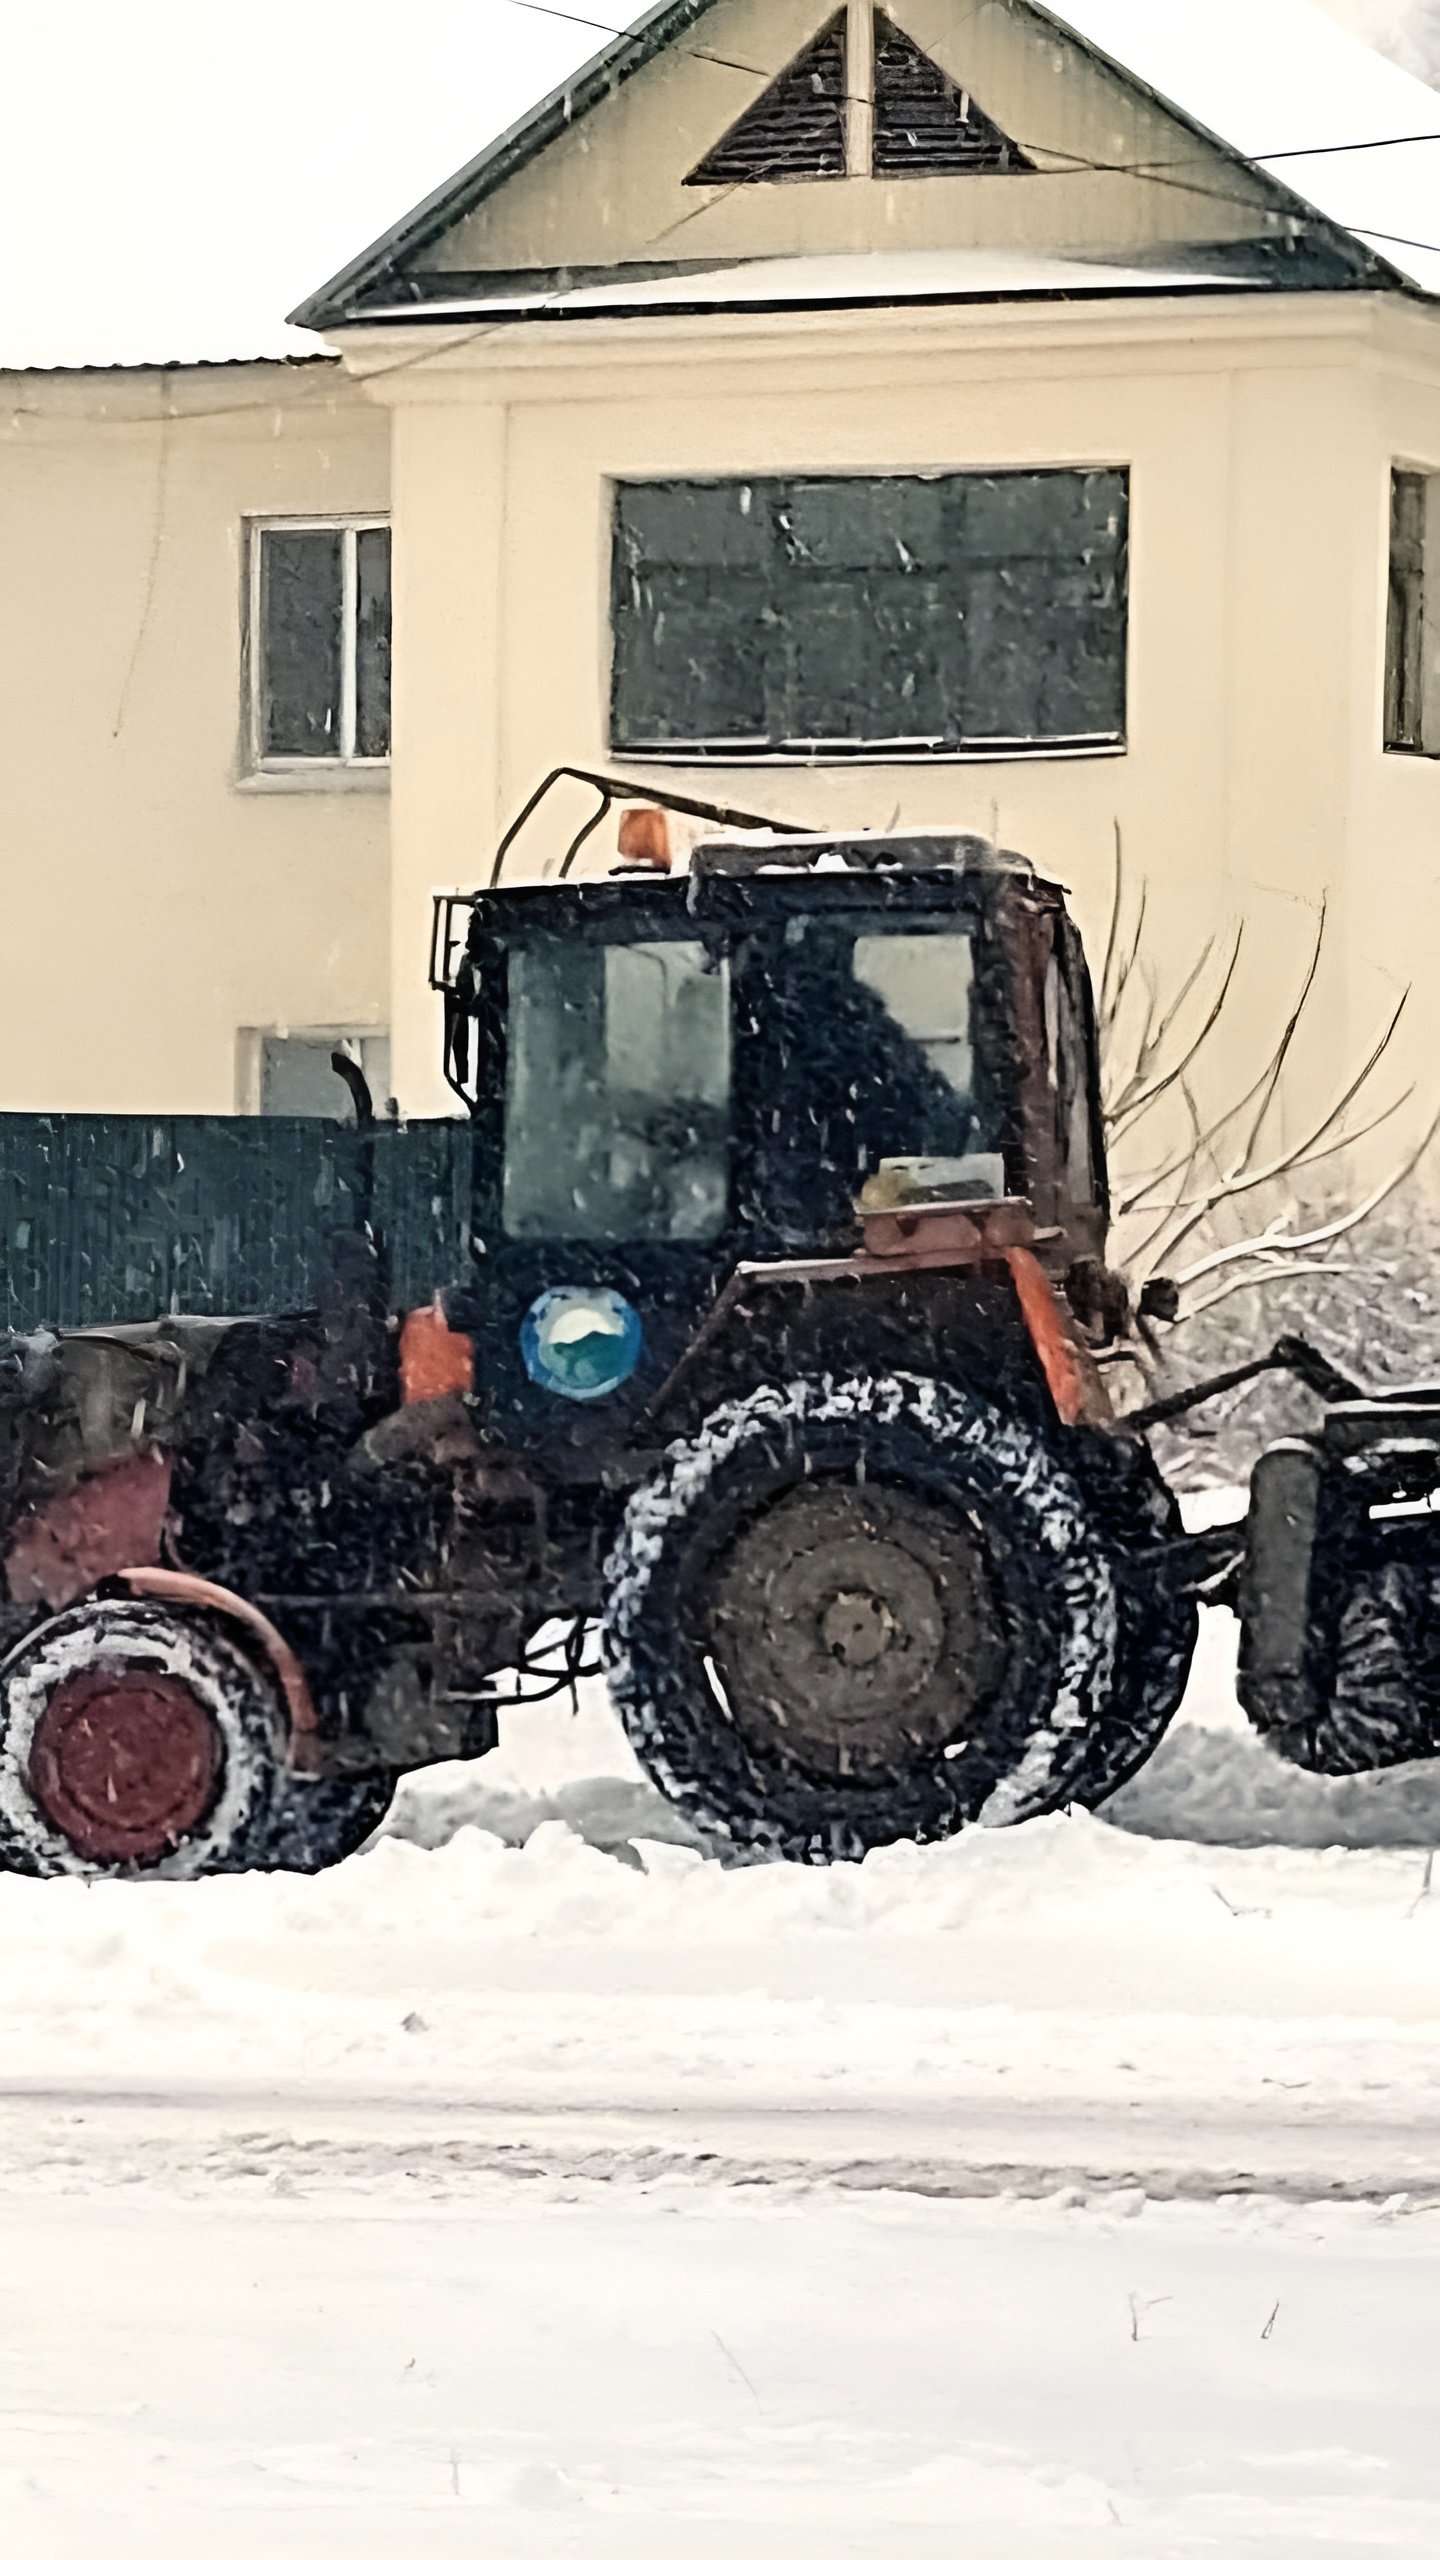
365,292,1440,1199
0,362,391,1114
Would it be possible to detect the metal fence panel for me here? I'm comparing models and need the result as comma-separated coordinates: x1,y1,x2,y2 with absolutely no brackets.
0,1117,474,1332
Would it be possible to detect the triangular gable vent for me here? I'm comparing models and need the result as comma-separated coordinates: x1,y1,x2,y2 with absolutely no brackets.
687,13,847,186
874,16,1034,176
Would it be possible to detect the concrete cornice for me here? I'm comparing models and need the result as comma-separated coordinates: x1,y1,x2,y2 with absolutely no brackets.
335,290,1440,408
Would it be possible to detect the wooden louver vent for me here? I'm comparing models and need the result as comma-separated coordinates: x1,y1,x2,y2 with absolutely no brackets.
873,17,1034,174
686,13,847,184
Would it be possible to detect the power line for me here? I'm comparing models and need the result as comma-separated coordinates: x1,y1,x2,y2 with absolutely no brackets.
502,0,1440,188
1260,130,1440,162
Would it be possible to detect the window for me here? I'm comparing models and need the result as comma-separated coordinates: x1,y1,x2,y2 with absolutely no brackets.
760,915,1001,1241
854,931,1005,1196
503,940,731,1241
611,471,1128,759
248,518,391,771
1386,469,1431,753
256,1032,391,1119
1044,946,1099,1203
686,6,1031,184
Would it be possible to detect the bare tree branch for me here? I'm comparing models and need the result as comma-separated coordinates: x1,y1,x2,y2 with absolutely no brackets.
1101,878,1148,1045
1098,821,1127,1032
1226,895,1328,1186
1175,1104,1440,1290
1182,1260,1368,1322
1107,930,1245,1138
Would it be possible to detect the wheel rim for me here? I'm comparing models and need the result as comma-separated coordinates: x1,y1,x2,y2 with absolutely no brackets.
693,1479,1010,1783
28,1667,222,1864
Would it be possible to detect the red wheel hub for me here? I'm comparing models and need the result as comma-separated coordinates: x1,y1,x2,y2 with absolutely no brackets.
29,1667,222,1865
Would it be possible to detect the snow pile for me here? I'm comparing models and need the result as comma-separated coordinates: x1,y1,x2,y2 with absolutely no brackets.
387,1602,1440,1868
1,1679,1440,2209
3,1587,1440,2550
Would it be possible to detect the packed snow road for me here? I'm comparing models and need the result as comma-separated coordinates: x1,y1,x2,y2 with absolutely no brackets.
5,1606,1440,2551
5,2183,1440,2558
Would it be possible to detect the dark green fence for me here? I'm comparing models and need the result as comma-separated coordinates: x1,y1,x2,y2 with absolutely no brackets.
0,1117,475,1333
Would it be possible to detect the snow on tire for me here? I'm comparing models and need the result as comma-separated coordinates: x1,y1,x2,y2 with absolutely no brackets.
604,1372,1121,1863
0,1599,286,1880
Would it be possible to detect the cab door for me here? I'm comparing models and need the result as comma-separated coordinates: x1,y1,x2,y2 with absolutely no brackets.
456,900,740,1460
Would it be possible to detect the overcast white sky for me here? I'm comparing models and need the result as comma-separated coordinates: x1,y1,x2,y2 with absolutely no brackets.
1324,0,1440,73
2,0,1438,369
1,0,599,366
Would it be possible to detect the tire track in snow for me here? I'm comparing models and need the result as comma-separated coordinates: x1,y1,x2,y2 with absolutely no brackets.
4,2082,1440,2209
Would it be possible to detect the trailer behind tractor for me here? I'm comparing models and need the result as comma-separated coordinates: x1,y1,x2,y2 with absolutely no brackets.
0,781,1427,1878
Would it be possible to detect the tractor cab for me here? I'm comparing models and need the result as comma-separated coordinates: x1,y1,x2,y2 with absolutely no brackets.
433,810,1111,1456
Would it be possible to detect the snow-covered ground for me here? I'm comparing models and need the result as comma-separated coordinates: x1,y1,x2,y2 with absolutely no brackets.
7,2184,1440,2558
5,1598,1440,2550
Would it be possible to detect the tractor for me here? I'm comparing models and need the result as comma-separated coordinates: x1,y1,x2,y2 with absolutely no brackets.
0,775,1426,1879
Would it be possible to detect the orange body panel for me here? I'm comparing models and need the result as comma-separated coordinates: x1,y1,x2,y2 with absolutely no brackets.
1005,1247,1113,1427
400,1299,475,1406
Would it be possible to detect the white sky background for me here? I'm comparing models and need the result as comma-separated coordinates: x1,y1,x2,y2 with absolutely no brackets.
2,0,1440,369
1323,0,1440,76
0,0,599,367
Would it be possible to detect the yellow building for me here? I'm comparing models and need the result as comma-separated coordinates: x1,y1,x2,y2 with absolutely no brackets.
7,0,1440,1171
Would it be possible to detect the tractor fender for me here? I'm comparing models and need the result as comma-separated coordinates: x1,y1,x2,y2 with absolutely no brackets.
647,1243,1114,1437
112,1566,323,1775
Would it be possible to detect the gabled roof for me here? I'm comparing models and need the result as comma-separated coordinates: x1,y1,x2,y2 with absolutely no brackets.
292,0,1440,330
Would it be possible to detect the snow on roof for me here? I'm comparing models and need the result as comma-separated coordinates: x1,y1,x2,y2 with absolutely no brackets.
1054,0,1440,297
359,246,1268,325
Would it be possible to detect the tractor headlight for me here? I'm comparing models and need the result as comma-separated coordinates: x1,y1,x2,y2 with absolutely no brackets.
521,1286,644,1403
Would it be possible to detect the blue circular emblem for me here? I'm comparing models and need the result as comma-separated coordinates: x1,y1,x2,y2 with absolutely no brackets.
521,1286,644,1403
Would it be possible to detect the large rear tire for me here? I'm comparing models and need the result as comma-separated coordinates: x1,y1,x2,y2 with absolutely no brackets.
605,1373,1151,1863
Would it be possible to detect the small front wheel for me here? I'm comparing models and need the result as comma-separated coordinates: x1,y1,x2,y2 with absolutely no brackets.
0,1600,285,1879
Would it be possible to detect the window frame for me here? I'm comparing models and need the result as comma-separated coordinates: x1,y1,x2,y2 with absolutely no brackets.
608,468,1130,766
235,1024,392,1118
1385,467,1432,757
243,512,392,780
500,931,734,1245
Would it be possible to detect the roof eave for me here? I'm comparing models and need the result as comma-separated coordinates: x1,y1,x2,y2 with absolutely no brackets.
289,0,719,330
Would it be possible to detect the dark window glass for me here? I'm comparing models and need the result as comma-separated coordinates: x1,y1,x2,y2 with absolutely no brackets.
504,940,731,1242
611,471,1128,757
1386,469,1427,753
761,918,1001,1242
356,526,393,759
260,1033,391,1119
259,529,342,758
254,522,391,765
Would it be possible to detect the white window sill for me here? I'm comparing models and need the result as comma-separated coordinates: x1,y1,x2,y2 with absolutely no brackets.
609,741,1127,768
235,764,391,797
